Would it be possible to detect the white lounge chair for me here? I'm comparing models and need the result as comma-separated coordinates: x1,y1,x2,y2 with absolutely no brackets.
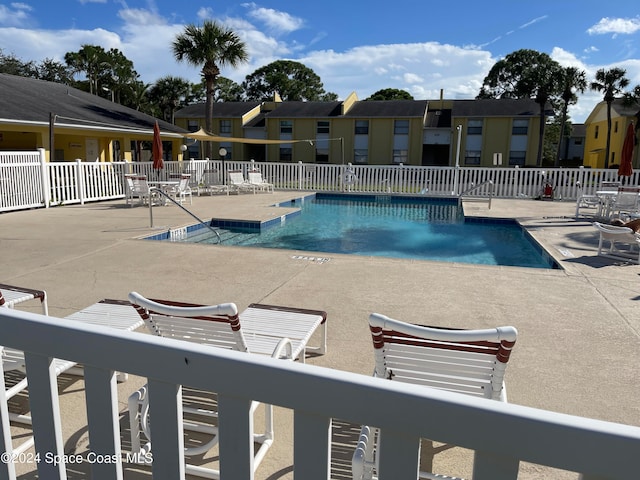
0,283,48,315
2,295,144,455
228,170,256,194
126,292,327,478
593,221,640,264
247,170,274,193
352,313,518,480
574,183,602,218
200,169,230,196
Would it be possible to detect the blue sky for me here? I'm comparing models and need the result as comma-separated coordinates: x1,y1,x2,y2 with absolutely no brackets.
1,1,640,122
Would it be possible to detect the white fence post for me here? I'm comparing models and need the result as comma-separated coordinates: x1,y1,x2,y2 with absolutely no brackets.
38,148,50,208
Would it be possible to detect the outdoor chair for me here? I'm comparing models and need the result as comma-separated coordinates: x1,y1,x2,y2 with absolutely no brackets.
247,170,274,193
593,221,640,264
352,313,517,480
126,292,327,478
609,187,640,220
2,294,143,455
574,182,602,218
228,170,256,194
166,173,193,205
200,169,230,195
124,174,157,207
0,283,48,315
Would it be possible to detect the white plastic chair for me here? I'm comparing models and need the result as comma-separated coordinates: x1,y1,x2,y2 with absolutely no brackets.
126,292,298,479
166,173,193,205
228,170,256,194
124,174,156,206
200,169,230,195
609,187,640,219
247,170,274,193
593,221,640,263
352,313,517,480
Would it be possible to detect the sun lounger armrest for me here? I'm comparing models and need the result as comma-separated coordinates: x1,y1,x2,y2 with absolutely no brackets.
247,303,328,324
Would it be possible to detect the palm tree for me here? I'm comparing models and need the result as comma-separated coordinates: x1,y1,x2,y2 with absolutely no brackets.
172,21,248,158
555,67,587,167
590,68,629,168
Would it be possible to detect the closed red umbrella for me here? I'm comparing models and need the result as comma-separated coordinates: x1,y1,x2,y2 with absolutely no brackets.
152,121,164,171
618,122,635,177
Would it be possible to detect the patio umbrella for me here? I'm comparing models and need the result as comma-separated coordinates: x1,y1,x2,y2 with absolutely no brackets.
152,121,164,171
618,122,635,178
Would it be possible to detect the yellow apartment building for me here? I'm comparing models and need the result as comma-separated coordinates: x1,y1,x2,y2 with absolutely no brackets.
174,93,547,168
583,98,640,169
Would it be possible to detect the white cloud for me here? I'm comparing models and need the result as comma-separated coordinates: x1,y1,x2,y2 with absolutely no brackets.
117,8,167,26
0,2,33,27
243,3,304,35
587,17,640,36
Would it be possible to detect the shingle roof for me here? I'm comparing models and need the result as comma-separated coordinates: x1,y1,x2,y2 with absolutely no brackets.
175,102,261,118
343,100,428,118
451,99,545,117
0,73,186,134
264,101,343,118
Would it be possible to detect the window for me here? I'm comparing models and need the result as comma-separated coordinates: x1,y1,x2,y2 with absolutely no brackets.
317,121,330,134
614,121,618,133
219,120,231,134
188,120,199,132
355,120,369,135
279,147,292,162
464,151,481,165
595,125,599,139
394,120,409,134
512,119,528,135
392,149,408,164
509,151,526,167
280,121,293,134
467,120,483,135
354,149,368,164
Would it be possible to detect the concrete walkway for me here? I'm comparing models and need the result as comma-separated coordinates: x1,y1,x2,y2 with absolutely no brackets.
3,193,639,479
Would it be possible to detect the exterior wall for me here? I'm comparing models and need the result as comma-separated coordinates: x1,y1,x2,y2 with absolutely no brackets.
583,101,638,169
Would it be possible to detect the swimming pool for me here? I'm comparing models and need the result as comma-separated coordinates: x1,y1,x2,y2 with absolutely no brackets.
152,194,559,269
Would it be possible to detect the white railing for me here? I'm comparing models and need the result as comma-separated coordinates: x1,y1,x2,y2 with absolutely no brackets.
1,307,639,480
2,151,639,213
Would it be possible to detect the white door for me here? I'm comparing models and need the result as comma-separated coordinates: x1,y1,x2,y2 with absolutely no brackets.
86,138,99,162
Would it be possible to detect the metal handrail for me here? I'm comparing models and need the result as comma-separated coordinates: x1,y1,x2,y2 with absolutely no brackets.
459,180,494,209
149,187,222,244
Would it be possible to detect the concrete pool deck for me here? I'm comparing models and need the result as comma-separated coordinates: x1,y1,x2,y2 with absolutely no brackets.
3,192,640,479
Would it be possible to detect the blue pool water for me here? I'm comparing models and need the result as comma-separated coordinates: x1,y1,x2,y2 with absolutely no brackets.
159,194,558,269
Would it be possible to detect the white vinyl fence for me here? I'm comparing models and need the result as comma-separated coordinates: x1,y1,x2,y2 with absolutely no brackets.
1,150,638,213
1,307,639,480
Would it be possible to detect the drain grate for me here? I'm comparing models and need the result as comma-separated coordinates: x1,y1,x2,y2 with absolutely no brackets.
291,255,331,264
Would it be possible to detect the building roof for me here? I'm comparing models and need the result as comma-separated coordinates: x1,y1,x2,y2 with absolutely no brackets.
175,102,261,118
264,101,343,118
0,73,186,135
343,100,428,118
451,99,545,117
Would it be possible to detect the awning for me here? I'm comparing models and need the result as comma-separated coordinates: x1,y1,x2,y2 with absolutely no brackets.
184,128,313,145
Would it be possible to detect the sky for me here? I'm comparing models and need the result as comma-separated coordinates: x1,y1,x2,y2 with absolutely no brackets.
1,1,640,123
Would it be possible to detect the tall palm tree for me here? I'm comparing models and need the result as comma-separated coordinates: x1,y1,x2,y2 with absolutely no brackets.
555,67,587,166
172,21,248,158
590,68,629,168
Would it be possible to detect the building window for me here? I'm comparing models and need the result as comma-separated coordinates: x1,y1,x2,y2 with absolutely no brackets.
394,120,409,134
595,125,599,139
512,119,528,135
464,151,481,165
279,147,292,162
187,120,199,132
219,120,231,134
574,138,583,145
467,120,483,135
317,121,330,134
280,121,293,134
392,149,408,164
614,121,618,133
509,151,526,166
355,120,369,135
354,149,368,164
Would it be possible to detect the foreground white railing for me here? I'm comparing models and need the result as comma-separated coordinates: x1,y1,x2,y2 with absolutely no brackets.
1,308,639,480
